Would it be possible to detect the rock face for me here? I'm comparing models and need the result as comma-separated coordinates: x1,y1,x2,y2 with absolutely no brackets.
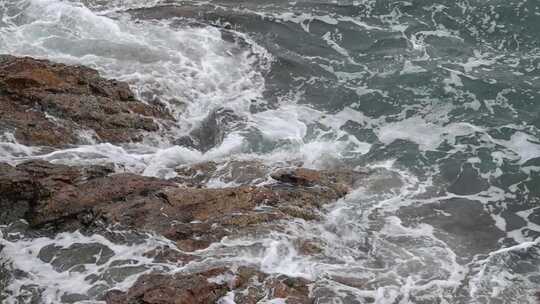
0,55,370,304
105,268,231,304
0,159,362,302
0,55,172,147
0,160,367,252
105,266,312,304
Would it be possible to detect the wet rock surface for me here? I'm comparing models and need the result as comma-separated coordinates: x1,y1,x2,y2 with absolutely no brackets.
174,159,271,186
0,160,367,253
105,266,312,304
0,55,172,147
174,107,246,152
38,243,115,272
105,268,231,304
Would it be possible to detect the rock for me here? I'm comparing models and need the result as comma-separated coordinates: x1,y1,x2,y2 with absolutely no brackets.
104,268,231,304
38,243,115,272
272,168,322,186
0,163,37,225
28,172,175,228
174,160,270,187
143,246,196,264
173,161,220,186
105,266,313,304
232,267,312,304
174,107,245,152
0,160,367,252
0,160,114,226
99,265,149,286
0,55,172,147
263,275,312,304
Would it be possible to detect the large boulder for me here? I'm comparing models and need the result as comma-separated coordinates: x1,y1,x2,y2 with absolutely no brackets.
0,55,172,147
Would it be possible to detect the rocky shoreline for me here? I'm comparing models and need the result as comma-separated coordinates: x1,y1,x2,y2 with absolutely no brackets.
0,55,372,303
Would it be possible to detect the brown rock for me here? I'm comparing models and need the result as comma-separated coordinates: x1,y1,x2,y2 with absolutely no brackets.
232,268,312,304
0,55,172,147
0,160,367,252
105,268,231,304
265,276,312,304
174,160,269,187
0,160,113,225
271,168,322,186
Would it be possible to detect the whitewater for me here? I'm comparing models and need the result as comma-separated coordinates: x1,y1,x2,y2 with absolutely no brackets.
0,0,539,303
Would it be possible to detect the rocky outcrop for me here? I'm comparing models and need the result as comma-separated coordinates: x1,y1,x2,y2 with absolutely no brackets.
105,268,231,304
0,55,172,147
0,159,360,302
174,160,271,186
0,55,370,304
0,160,368,251
105,266,312,304
174,159,367,189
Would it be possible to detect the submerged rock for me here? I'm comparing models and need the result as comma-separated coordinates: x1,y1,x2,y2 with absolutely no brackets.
0,55,172,147
174,107,245,152
105,268,230,304
38,243,115,272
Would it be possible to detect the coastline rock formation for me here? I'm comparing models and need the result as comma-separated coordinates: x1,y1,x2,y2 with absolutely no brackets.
0,55,369,303
0,160,366,251
0,158,365,303
105,266,312,304
0,55,172,147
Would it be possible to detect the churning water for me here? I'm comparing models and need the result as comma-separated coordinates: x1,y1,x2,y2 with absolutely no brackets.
0,0,539,303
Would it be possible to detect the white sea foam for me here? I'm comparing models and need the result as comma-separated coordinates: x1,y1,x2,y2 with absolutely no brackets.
1,0,539,303
376,117,482,151
0,229,178,303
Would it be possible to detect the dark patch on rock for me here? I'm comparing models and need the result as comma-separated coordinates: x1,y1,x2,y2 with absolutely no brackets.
0,163,37,225
104,268,230,304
